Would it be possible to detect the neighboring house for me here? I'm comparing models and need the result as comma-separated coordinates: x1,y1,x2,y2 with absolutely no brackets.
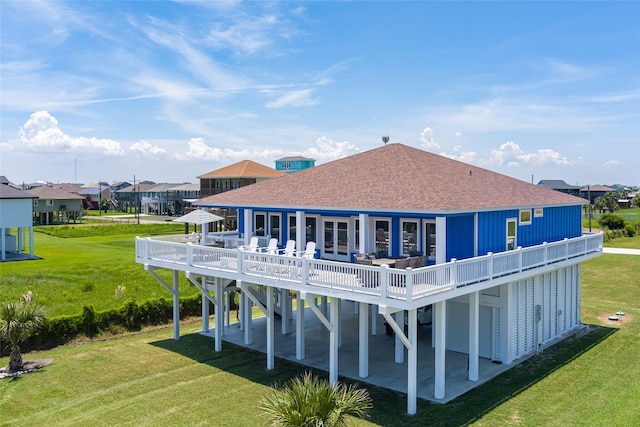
579,184,615,204
79,185,111,210
197,160,286,198
111,181,131,192
26,186,84,225
113,183,156,213
537,179,581,197
139,182,199,215
0,182,37,261
275,156,316,173
136,143,602,414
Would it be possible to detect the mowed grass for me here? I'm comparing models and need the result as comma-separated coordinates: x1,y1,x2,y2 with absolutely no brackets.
1,231,638,426
0,224,198,316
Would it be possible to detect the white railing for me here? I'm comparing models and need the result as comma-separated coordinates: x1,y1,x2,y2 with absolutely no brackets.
136,233,603,302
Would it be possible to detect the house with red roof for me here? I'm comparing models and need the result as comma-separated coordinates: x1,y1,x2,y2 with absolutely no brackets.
136,143,602,414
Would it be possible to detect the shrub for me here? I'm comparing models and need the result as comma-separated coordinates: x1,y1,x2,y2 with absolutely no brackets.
625,224,636,237
599,213,625,230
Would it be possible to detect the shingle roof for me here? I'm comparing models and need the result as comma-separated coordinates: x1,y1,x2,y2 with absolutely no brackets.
0,185,36,199
275,156,315,162
196,143,586,213
197,160,286,179
580,184,615,192
25,186,84,200
537,179,581,190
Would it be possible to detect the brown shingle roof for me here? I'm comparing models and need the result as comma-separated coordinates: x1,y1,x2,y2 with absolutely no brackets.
25,186,84,200
197,160,286,179
196,143,587,213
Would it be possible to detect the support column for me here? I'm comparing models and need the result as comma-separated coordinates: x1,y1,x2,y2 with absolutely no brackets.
281,289,290,335
434,300,446,399
296,291,305,360
371,304,377,335
172,270,180,340
469,291,480,381
321,296,328,317
329,297,340,385
243,289,253,345
359,302,369,378
407,308,418,415
395,310,405,363
1,228,6,261
29,226,34,257
202,277,210,333
337,298,343,348
214,279,223,352
296,210,305,258
266,286,275,370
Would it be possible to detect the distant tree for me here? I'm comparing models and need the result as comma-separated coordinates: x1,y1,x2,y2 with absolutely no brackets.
633,194,640,208
0,291,46,372
593,196,607,214
100,198,110,213
260,372,372,427
600,192,619,213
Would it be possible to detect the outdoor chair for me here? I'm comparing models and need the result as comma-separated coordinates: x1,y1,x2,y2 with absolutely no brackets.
240,236,259,252
301,241,316,259
408,256,421,269
394,258,410,269
265,238,278,254
281,240,296,256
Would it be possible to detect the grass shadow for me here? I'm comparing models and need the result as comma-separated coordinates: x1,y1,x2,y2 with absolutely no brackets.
150,324,616,426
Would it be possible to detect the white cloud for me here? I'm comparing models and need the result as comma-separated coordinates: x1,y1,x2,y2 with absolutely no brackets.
266,89,318,108
483,141,576,167
602,160,620,170
419,127,440,151
301,136,359,162
6,111,124,155
454,131,462,138
129,140,166,156
440,145,477,163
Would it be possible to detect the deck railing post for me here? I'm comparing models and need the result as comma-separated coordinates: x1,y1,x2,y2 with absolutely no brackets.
145,237,151,259
487,252,493,279
517,246,522,271
406,268,413,300
380,265,389,298
186,242,193,266
302,259,309,289
543,242,548,265
237,249,243,272
563,238,569,260
450,258,457,286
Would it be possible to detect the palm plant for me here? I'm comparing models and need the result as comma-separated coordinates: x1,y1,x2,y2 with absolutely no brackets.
259,372,372,427
0,291,46,372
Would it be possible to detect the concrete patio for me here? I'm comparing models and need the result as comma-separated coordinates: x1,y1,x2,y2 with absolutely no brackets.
198,299,512,403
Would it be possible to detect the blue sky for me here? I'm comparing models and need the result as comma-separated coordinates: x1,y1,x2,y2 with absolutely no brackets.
1,1,638,187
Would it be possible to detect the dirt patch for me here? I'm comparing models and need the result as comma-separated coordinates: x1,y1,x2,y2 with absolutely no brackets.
0,358,53,379
597,312,633,326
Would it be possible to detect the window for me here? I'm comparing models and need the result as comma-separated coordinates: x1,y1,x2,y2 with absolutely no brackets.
288,215,296,241
46,199,54,206
269,214,281,240
231,180,240,189
534,208,543,218
33,199,39,206
507,218,517,251
354,219,360,252
401,220,418,255
374,220,389,254
255,213,266,236
281,161,291,169
519,209,532,225
306,217,317,243
424,221,436,258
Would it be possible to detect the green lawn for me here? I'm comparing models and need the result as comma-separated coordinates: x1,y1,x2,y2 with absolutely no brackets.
2,240,639,425
0,224,198,316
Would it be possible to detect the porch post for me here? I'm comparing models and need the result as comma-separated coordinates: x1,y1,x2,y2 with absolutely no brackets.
371,304,377,335
1,227,5,261
266,286,275,370
469,291,480,381
395,310,404,363
29,226,34,257
243,208,253,245
296,210,305,256
358,213,369,253
202,276,209,333
329,297,340,385
359,301,369,378
407,308,418,415
172,269,180,340
296,291,305,360
436,217,447,264
434,300,446,399
214,278,223,351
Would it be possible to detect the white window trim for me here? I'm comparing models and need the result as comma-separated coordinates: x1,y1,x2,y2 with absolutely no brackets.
400,218,420,256
33,199,39,206
507,218,517,251
534,208,544,218
46,199,54,206
519,209,532,225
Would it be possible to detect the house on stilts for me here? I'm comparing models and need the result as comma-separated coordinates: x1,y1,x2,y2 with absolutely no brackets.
135,143,602,414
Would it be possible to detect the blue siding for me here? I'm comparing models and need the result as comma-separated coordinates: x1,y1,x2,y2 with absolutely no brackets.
478,205,582,255
446,215,475,260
